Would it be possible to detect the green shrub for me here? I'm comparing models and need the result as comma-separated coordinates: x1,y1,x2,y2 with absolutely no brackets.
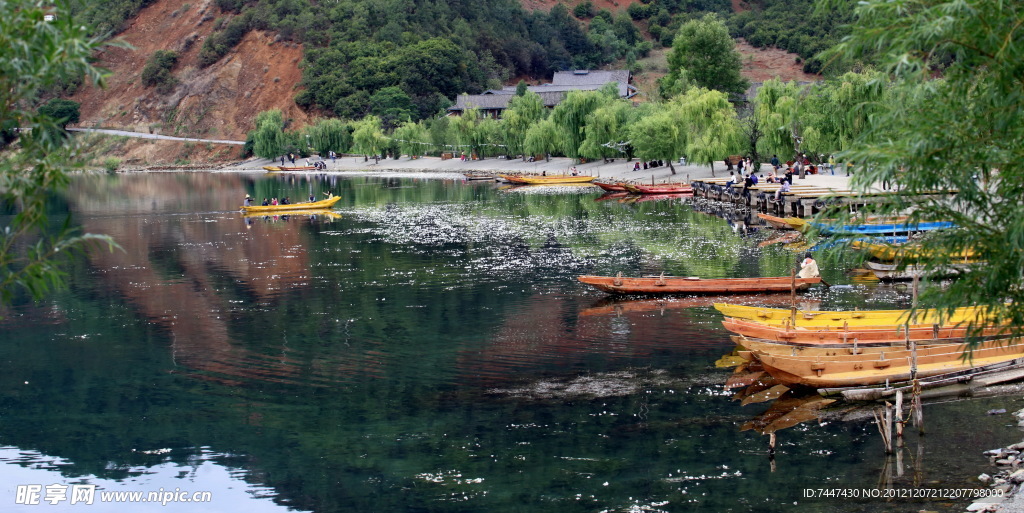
141,50,178,93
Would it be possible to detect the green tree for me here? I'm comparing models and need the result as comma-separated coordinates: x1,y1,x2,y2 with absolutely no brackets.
141,50,178,94
305,118,352,156
579,99,633,163
1,0,118,307
753,78,805,163
351,115,386,158
816,0,1024,335
368,86,414,130
629,109,683,173
501,91,546,160
661,13,749,99
678,88,744,176
392,120,429,158
38,98,80,129
550,88,615,161
448,108,491,160
523,118,561,162
251,109,285,159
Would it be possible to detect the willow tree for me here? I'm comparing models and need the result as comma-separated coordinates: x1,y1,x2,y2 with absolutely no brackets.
628,107,684,174
523,118,561,162
1,0,119,306
392,120,430,158
448,107,492,159
351,115,386,158
800,71,892,161
676,88,743,176
579,99,634,163
252,109,285,159
754,78,805,163
550,86,615,161
501,91,545,160
305,118,352,156
817,0,1024,336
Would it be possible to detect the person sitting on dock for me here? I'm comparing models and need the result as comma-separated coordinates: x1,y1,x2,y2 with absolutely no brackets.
798,252,820,279
773,179,791,201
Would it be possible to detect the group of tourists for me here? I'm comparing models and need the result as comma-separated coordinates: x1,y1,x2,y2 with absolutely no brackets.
258,197,290,206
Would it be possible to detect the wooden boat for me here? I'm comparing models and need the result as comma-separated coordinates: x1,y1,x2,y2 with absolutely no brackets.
623,183,692,194
825,360,1024,401
731,335,977,359
463,173,495,181
594,181,629,192
713,303,995,327
577,274,822,295
721,316,1010,345
499,174,596,185
240,195,341,213
786,217,954,235
851,240,977,262
756,213,799,230
263,165,318,172
865,260,970,281
243,209,342,219
755,337,1024,388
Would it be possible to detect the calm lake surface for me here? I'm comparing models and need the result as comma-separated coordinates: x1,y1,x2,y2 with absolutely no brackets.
1,171,1021,512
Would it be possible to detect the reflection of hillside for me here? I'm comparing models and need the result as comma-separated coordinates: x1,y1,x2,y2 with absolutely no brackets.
68,174,318,385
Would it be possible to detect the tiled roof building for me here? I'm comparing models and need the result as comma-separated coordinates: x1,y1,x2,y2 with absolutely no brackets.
448,70,636,117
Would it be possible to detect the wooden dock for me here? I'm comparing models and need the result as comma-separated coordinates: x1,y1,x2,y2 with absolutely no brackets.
690,178,954,217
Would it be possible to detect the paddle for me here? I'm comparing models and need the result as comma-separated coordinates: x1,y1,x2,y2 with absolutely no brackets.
818,277,832,288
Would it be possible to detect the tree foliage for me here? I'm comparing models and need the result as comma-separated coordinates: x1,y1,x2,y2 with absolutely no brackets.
38,99,81,129
251,109,285,159
662,13,748,99
1,0,119,307
141,50,178,94
815,0,1024,336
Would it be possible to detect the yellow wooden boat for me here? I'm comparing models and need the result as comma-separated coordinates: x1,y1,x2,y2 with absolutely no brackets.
713,303,995,327
504,175,596,185
731,335,972,359
850,240,977,262
243,209,342,219
755,337,1024,388
240,195,340,213
722,316,1009,344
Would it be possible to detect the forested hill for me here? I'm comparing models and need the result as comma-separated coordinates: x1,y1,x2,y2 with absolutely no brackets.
66,0,845,139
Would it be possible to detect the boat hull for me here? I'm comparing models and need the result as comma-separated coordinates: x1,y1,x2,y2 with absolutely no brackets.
500,175,596,185
578,275,821,295
722,316,1009,345
263,165,318,171
241,196,341,213
756,338,1024,387
714,303,994,327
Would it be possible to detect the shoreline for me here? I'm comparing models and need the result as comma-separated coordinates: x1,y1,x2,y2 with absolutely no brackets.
215,154,855,190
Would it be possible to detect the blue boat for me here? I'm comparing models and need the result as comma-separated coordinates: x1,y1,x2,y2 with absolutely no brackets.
798,219,954,235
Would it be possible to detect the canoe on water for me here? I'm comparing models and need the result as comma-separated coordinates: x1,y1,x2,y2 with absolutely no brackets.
714,303,996,327
730,334,993,359
500,174,596,185
754,337,1024,388
787,218,955,235
721,316,1011,345
623,183,693,194
594,181,629,192
851,240,977,262
263,165,319,171
577,275,822,295
241,195,341,213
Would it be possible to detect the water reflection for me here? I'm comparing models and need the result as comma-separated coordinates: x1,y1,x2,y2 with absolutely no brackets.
0,172,1017,513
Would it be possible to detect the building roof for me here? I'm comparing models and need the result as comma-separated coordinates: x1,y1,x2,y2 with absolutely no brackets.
448,69,635,114
449,91,567,112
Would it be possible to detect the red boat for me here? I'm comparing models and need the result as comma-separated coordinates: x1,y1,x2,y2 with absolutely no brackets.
577,274,823,295
594,181,629,192
623,183,693,194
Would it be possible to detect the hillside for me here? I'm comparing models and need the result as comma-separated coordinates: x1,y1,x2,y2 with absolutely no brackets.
70,0,816,166
72,0,310,142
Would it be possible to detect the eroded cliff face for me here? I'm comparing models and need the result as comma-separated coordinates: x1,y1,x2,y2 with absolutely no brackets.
72,0,311,142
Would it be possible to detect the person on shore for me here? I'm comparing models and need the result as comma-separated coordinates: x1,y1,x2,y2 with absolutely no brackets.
798,252,820,279
770,154,780,170
280,155,285,166
633,161,640,171
828,155,836,175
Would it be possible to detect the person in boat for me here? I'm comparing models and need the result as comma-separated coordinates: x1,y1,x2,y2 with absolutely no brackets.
271,197,279,205
281,197,290,205
262,198,269,206
244,194,252,207
309,194,316,202
323,191,334,199
798,252,820,279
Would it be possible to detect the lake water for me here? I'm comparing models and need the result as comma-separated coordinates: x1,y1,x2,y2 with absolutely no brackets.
1,172,1021,512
